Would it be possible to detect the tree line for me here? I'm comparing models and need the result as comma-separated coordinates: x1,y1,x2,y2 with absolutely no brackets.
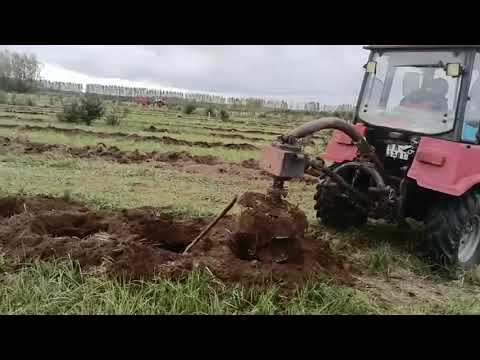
0,49,349,113
0,50,42,93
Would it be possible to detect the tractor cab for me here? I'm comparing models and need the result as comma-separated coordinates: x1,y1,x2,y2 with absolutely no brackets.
355,46,480,144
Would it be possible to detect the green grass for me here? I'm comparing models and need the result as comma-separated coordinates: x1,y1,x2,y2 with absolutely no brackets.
0,258,383,315
0,117,269,145
0,152,316,217
0,151,478,314
1,100,479,314
403,297,480,315
2,258,478,314
0,94,331,140
0,104,295,137
0,112,280,144
0,127,261,163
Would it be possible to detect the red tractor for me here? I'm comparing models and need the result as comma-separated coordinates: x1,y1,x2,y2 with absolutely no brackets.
135,96,152,106
135,96,167,108
261,45,480,269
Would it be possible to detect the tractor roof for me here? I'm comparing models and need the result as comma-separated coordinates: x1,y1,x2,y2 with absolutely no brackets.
364,45,480,50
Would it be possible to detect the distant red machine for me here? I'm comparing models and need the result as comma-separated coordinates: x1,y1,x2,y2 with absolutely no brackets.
134,96,167,107
135,96,151,106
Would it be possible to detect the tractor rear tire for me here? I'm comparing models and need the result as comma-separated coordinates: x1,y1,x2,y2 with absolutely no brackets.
425,188,480,269
314,179,368,230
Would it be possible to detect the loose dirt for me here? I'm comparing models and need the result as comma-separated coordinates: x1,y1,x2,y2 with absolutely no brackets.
0,194,351,288
170,125,326,141
0,135,227,166
228,192,308,263
144,125,268,142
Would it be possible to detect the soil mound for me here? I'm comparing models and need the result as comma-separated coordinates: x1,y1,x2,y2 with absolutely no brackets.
0,195,351,288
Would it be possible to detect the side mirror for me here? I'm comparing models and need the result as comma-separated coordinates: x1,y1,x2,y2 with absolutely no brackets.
446,63,463,77
365,61,377,74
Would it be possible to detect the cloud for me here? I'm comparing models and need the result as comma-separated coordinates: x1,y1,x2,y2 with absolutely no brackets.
0,45,369,104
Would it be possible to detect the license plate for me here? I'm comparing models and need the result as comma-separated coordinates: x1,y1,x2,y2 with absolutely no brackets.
385,144,414,160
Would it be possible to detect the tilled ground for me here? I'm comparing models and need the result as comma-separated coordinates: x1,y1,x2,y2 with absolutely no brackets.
144,125,268,142
0,136,318,184
0,195,351,288
0,135,221,165
0,123,259,150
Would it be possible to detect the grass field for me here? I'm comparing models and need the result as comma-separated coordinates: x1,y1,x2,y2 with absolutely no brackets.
0,95,479,315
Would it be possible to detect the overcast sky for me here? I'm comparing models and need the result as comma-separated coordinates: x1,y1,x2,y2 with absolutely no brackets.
1,45,368,106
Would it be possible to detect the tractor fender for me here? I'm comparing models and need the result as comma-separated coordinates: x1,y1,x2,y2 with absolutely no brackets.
322,124,368,163
407,137,480,196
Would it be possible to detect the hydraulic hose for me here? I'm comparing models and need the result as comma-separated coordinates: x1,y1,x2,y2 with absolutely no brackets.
281,117,384,171
285,117,363,142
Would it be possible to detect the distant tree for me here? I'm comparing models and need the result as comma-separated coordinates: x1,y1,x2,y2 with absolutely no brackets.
219,109,229,121
80,96,105,125
0,50,42,93
205,105,216,118
26,97,35,106
0,90,7,104
183,103,196,115
57,96,105,126
105,105,129,126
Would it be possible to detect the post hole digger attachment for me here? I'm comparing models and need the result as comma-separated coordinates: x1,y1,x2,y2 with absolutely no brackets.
260,118,393,227
249,118,391,259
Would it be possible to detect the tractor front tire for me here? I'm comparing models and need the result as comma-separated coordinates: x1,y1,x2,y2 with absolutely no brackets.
425,188,480,269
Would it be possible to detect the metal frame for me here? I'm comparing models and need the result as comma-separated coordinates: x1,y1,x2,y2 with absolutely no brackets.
354,46,479,143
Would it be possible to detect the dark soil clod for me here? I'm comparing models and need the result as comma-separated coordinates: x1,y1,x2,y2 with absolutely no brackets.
229,192,307,264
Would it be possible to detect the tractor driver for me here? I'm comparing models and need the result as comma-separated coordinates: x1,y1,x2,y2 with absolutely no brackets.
400,78,449,114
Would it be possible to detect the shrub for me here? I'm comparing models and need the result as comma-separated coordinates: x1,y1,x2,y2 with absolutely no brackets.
57,99,82,123
81,96,105,125
205,105,216,118
183,104,196,115
105,105,129,126
57,96,105,125
105,113,121,126
62,189,73,202
9,94,17,105
219,109,230,121
26,97,35,106
258,113,267,118
0,90,7,104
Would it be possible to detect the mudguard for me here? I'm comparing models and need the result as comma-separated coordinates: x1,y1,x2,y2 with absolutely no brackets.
407,137,480,196
322,124,368,163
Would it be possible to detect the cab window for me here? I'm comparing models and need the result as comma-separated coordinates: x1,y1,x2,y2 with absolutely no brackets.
463,53,480,142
